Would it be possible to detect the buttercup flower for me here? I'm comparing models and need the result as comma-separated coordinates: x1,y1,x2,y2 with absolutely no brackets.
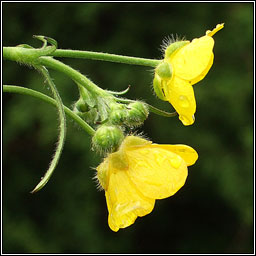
96,136,198,232
153,23,224,126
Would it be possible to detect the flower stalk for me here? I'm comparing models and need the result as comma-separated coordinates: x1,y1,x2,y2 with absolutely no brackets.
51,49,161,67
3,85,96,135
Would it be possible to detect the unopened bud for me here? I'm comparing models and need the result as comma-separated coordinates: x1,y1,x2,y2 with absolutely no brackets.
92,125,124,154
125,101,149,127
109,104,127,125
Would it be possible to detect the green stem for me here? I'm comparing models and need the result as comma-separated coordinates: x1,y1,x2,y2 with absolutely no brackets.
52,49,161,67
145,104,177,117
38,56,108,97
3,85,95,135
3,47,108,98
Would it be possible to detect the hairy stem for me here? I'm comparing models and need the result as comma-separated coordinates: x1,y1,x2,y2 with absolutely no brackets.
38,56,109,97
3,47,108,99
3,85,95,135
51,49,161,67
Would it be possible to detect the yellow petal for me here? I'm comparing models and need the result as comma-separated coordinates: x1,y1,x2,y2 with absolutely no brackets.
168,35,215,84
164,76,196,126
190,53,214,85
126,146,188,200
121,135,152,149
106,168,155,232
206,23,224,37
150,144,198,166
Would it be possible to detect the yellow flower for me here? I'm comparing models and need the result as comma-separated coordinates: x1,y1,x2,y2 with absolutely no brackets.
153,23,224,126
96,136,198,232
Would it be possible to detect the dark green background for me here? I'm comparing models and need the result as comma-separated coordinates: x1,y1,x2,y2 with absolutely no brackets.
2,2,254,254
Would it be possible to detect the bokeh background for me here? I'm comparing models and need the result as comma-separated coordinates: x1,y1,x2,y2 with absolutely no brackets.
2,2,254,254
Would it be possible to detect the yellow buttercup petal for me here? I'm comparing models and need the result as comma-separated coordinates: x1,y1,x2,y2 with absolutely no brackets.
105,168,155,232
166,23,223,84
165,76,196,126
123,137,198,166
168,36,214,84
190,53,214,85
126,146,188,199
96,136,198,231
206,23,224,37
150,144,198,166
120,135,151,150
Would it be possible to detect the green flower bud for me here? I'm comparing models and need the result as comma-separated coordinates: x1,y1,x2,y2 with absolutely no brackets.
125,101,149,127
109,104,127,125
92,125,124,154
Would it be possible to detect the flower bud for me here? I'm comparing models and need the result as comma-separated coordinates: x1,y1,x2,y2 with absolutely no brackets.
109,104,127,125
92,125,124,154
125,101,149,127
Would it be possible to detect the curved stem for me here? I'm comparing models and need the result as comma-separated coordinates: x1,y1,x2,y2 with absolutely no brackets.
145,104,177,117
3,85,95,135
51,49,161,67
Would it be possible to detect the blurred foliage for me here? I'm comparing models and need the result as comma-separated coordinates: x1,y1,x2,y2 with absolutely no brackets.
2,2,254,254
